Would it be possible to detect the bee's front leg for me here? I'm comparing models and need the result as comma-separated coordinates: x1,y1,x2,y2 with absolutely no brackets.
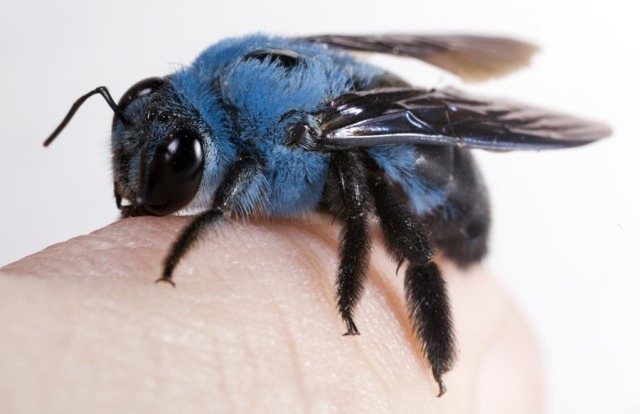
157,156,264,286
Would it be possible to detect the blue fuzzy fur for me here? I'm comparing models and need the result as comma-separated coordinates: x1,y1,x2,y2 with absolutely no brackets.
112,34,448,217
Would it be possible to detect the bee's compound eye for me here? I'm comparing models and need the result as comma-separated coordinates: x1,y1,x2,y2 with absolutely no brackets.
244,49,302,69
163,131,204,179
139,129,204,216
118,77,164,111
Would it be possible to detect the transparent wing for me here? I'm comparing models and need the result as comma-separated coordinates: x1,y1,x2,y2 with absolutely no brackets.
315,87,611,151
302,34,538,82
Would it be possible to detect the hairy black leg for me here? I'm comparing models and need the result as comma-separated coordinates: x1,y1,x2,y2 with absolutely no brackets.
157,209,223,286
367,171,455,397
404,262,453,397
324,152,372,336
156,157,263,286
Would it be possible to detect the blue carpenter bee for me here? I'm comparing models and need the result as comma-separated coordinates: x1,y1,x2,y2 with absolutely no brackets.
44,34,610,396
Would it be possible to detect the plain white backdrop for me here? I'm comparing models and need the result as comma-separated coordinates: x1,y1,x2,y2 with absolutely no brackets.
1,0,638,412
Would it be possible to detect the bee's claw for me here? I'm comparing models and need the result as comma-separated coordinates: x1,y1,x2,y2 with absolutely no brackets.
155,277,176,287
436,379,447,397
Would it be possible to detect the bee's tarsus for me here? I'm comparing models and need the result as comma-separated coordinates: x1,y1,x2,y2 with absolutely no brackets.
342,316,360,336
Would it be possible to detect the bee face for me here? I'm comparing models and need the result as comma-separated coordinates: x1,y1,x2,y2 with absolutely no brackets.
112,78,208,216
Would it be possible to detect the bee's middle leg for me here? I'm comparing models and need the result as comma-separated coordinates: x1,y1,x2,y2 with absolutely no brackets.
324,151,372,336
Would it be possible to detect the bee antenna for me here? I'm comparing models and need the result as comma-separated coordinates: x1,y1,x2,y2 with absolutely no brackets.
43,86,129,147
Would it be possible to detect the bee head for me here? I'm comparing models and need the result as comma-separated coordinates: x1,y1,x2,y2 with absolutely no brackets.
44,78,207,217
111,78,208,216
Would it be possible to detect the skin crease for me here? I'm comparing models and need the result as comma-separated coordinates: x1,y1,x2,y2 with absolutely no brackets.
0,215,543,413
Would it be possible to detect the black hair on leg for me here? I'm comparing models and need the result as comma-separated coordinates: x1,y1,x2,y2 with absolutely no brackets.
324,151,372,335
367,170,455,397
157,156,263,285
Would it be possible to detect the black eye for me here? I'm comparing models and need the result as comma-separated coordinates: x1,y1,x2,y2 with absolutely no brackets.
163,132,204,179
118,77,164,111
244,48,301,69
138,129,205,215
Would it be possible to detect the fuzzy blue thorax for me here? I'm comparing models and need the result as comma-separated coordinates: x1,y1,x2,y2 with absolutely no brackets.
167,34,389,216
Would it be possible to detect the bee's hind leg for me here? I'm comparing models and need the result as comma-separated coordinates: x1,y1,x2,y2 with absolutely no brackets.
366,168,455,397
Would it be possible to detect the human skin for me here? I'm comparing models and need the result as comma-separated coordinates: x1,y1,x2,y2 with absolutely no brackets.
0,215,544,413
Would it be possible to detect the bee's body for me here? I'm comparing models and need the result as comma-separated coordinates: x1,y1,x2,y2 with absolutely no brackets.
45,33,609,395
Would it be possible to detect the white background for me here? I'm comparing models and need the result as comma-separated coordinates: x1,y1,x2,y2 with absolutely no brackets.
1,0,638,412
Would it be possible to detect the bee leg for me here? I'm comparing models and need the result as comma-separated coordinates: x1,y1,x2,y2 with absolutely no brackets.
367,172,455,397
157,157,263,285
324,152,372,336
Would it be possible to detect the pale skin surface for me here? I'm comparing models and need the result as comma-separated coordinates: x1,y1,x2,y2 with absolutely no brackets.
0,215,544,413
